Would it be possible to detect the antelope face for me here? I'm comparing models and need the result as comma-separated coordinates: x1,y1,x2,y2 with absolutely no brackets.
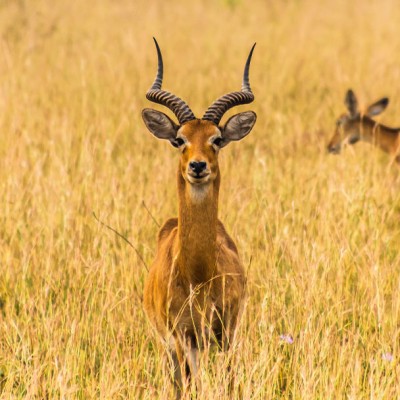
177,120,221,185
142,38,257,187
327,89,389,154
327,114,361,154
142,110,257,186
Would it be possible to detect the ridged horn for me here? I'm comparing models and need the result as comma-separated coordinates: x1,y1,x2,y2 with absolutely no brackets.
146,38,196,125
202,43,256,125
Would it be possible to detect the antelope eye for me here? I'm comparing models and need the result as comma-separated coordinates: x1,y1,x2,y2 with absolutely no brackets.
212,137,223,147
172,137,185,148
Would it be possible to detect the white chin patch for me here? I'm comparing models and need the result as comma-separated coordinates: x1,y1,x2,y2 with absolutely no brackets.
189,184,209,203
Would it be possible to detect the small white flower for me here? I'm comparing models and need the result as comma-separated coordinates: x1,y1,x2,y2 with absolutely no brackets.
279,334,294,344
382,352,394,362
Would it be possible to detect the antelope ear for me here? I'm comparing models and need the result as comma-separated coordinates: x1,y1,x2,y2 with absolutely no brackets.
142,109,179,140
345,89,359,117
366,97,389,117
220,111,257,147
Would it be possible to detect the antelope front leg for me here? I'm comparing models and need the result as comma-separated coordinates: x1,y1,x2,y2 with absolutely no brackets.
185,339,200,390
174,335,201,399
169,348,184,400
223,309,243,398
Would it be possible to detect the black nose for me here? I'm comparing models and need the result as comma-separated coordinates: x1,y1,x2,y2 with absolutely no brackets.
189,161,207,174
327,145,339,154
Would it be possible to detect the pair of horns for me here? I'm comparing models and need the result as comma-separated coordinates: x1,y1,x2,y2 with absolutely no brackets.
146,38,255,126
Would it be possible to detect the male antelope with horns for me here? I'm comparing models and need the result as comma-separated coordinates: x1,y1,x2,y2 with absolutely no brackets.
142,38,256,396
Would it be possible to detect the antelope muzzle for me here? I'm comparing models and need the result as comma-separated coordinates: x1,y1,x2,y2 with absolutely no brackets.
327,143,341,154
187,160,210,183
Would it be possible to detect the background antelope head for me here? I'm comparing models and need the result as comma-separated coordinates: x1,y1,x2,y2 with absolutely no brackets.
142,38,257,189
327,89,389,154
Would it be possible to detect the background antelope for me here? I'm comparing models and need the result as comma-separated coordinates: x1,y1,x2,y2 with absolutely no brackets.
327,89,400,163
142,38,256,396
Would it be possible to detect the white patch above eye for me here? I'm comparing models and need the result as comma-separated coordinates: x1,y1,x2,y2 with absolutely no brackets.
208,134,222,142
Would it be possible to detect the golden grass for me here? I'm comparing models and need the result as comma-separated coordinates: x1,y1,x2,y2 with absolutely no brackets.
0,0,400,398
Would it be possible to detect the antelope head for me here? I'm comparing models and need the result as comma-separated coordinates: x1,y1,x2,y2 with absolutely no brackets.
142,38,257,187
327,89,389,154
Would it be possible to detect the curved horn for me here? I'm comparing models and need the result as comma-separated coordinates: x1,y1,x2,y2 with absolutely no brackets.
146,38,196,125
202,43,256,125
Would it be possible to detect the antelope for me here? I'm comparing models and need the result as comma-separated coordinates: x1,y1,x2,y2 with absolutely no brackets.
142,38,256,397
327,89,400,164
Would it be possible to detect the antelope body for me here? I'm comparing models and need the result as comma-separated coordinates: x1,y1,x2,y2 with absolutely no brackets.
328,89,400,163
142,39,256,397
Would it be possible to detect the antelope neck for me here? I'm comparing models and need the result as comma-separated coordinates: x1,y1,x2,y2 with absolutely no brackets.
360,118,400,154
176,166,220,284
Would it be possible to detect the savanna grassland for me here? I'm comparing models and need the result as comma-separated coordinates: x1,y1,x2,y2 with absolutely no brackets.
0,0,400,398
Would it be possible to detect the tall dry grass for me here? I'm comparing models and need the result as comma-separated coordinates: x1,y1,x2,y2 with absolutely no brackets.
0,0,399,398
